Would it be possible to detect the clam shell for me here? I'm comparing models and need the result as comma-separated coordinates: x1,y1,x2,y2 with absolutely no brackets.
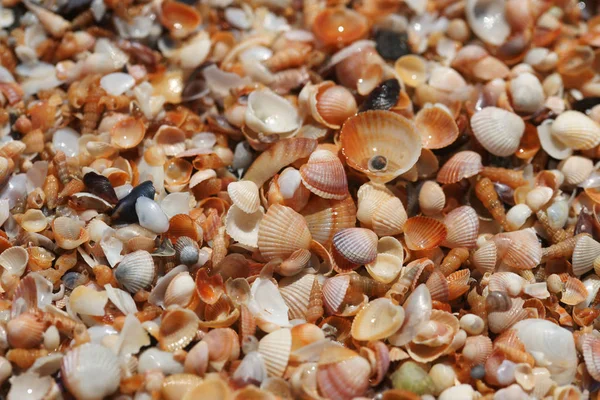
322,274,350,315
258,328,292,377
61,343,121,400
167,214,202,243
227,181,260,214
372,196,407,237
164,272,195,308
488,297,528,333
442,206,479,248
403,216,448,251
510,72,545,114
317,347,371,400
463,335,493,365
561,276,587,306
114,250,155,293
245,89,301,136
0,247,29,277
341,110,422,183
466,0,510,46
175,236,200,266
17,209,47,233
159,307,200,352
470,107,525,157
162,374,204,400
551,110,600,150
415,106,459,149
160,1,201,38
388,284,432,346
299,149,348,200
226,205,264,248
572,235,600,276
331,227,378,272
7,312,46,349
110,117,145,149
70,285,108,316
279,273,316,320
366,236,404,284
436,151,483,184
351,298,404,341
406,310,459,363
493,228,541,270
394,55,427,88
136,197,169,234
51,217,89,250
537,119,573,160
558,155,594,186
356,182,395,227
488,272,527,296
313,84,357,129
312,8,368,47
258,204,312,261
419,181,445,216
301,196,357,248
426,270,449,302
155,126,187,156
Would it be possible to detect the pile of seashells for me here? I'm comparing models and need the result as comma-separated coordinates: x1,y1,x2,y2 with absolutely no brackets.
0,0,599,398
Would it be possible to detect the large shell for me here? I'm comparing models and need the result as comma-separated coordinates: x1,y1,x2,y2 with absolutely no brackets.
436,151,483,184
114,250,155,293
403,217,448,251
258,205,312,261
341,110,422,183
299,149,348,200
258,328,292,377
61,343,121,400
351,298,404,341
470,107,525,157
331,227,378,272
301,196,357,248
159,307,200,352
52,217,89,250
442,206,479,248
551,110,600,150
465,0,510,46
317,347,371,400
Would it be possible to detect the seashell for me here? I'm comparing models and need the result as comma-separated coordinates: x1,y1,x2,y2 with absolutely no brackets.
394,55,427,88
70,285,108,316
493,229,541,270
313,84,357,129
258,328,292,377
114,250,155,293
331,227,378,272
388,284,432,346
135,197,169,234
390,361,434,396
506,204,532,231
512,319,577,385
470,107,525,157
509,72,545,114
537,119,572,160
164,272,195,308
561,276,587,306
426,270,449,302
249,275,290,331
258,204,312,261
317,347,371,400
442,206,479,249
268,167,312,212
24,1,71,38
403,216,447,251
558,156,594,186
244,138,317,187
366,236,404,284
488,272,527,296
181,376,231,400
465,0,510,46
525,186,553,212
571,235,600,276
227,181,260,214
299,149,348,200
245,89,301,136
312,8,369,47
551,110,600,151
406,310,459,363
582,335,600,381
112,181,155,224
522,282,550,299
110,117,146,149
463,335,493,365
418,181,445,216
226,205,264,248
160,1,202,38
415,106,459,150
340,110,422,183
7,312,46,349
356,182,406,236
436,151,483,184
351,298,404,341
14,209,47,233
201,328,240,370
232,351,268,387
51,217,89,250
167,214,202,244
159,307,200,352
162,374,204,400
61,343,121,400
279,273,316,320
138,348,184,375
488,297,529,333
100,73,135,97
174,236,199,266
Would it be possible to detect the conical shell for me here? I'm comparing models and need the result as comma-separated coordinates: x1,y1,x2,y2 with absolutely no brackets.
493,229,541,270
351,298,404,341
114,250,155,293
227,181,260,214
415,106,459,149
403,216,448,251
225,205,264,248
331,228,378,272
299,149,348,200
470,107,525,156
52,217,90,250
258,205,312,261
551,110,600,150
258,328,292,377
341,110,422,183
436,151,483,184
301,196,356,248
279,273,316,320
442,206,479,248
572,235,600,276
159,307,200,352
419,181,445,216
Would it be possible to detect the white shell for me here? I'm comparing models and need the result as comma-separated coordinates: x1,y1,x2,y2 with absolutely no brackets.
136,197,169,233
8,372,58,400
53,127,80,157
558,156,594,186
225,205,264,248
116,314,150,356
161,192,192,218
100,72,135,96
245,89,301,136
506,204,532,231
114,250,155,293
388,284,432,346
138,348,185,375
551,110,600,150
105,284,137,315
227,181,260,214
0,246,28,277
69,285,108,316
510,73,545,114
470,107,525,156
249,276,290,332
148,264,188,308
465,0,510,46
537,119,572,160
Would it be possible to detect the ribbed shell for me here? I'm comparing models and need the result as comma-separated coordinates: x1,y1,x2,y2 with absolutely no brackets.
301,196,357,248
159,308,200,352
331,228,378,272
488,297,528,333
442,206,479,248
572,235,600,276
258,204,312,261
356,182,395,226
493,229,541,270
558,156,594,186
227,180,260,214
314,85,357,128
471,241,498,273
470,107,525,156
463,335,493,365
279,274,316,320
582,335,600,381
322,274,350,314
561,276,588,306
372,196,407,236
114,250,155,293
415,106,459,149
317,350,371,400
258,328,292,377
419,181,445,216
403,216,448,251
551,110,600,150
436,151,483,184
299,149,348,200
340,110,422,183
425,270,449,302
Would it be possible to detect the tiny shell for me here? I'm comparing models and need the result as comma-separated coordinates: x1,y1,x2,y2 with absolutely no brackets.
470,107,525,157
100,73,135,96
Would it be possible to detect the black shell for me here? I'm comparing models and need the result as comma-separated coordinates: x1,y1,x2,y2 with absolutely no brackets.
111,181,155,223
359,79,400,112
83,171,119,205
572,97,600,115
375,30,410,61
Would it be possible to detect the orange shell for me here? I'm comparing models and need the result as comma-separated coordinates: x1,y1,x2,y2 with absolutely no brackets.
415,107,459,149
312,8,369,47
403,216,448,251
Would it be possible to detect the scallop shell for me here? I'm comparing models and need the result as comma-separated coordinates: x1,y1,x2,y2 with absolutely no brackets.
227,181,260,214
356,182,406,234
312,8,369,47
7,312,46,349
299,149,348,200
61,343,121,400
470,107,525,157
403,216,448,251
571,235,600,276
558,156,594,186
225,205,264,248
466,0,510,46
331,227,378,272
488,297,529,333
582,335,600,381
317,347,371,400
436,151,483,184
419,181,445,216
313,84,357,129
0,247,29,277
159,307,200,352
551,110,600,150
415,106,459,149
258,328,292,377
279,273,316,320
561,276,587,306
340,110,422,183
301,196,356,248
51,217,89,250
442,206,479,248
114,250,155,293
351,298,404,341
493,229,541,270
164,272,196,308
258,204,312,261
463,335,493,365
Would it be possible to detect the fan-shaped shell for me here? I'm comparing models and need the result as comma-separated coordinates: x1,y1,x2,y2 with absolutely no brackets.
436,151,483,184
488,297,529,333
110,117,146,149
225,205,264,248
419,181,445,216
7,312,46,349
279,273,316,320
351,298,404,341
551,110,600,150
406,310,459,363
227,181,260,214
470,107,525,157
582,335,600,381
471,241,498,273
341,110,422,183
258,205,312,261
258,328,292,377
463,335,493,365
52,217,89,250
415,106,459,149
314,84,357,128
493,229,541,270
317,347,371,400
403,216,448,251
0,247,29,277
114,250,155,293
558,156,594,186
159,307,200,352
312,8,369,47
442,206,479,248
561,276,587,306
331,227,378,272
572,235,600,276
301,196,356,248
299,149,348,200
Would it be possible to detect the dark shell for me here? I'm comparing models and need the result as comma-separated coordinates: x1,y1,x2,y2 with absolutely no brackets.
359,79,400,112
494,182,515,206
111,181,155,223
572,97,600,115
485,291,512,313
152,237,176,257
575,208,594,236
83,171,119,205
62,271,90,290
375,30,410,61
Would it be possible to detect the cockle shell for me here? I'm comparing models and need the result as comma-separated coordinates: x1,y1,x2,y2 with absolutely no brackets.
301,196,356,248
52,217,89,250
366,236,404,284
114,250,155,293
436,151,482,184
415,106,459,150
403,216,447,251
388,284,432,346
317,347,371,400
312,8,369,47
406,310,459,363
442,206,479,248
356,182,407,236
299,149,348,200
493,228,541,270
331,227,378,272
551,110,600,150
258,204,312,261
571,235,600,276
470,107,525,157
225,205,264,248
582,335,600,381
351,298,404,341
258,328,292,377
558,155,594,186
159,307,200,352
419,181,445,216
299,81,357,129
279,273,316,320
463,335,493,365
227,180,260,214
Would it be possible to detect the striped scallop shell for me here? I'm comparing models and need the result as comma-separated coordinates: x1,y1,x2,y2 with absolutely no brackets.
279,273,316,320
227,181,260,214
415,106,459,149
471,107,525,157
317,347,371,400
572,235,600,276
299,149,349,200
493,228,541,270
582,335,600,381
487,297,528,333
419,181,445,216
442,206,479,248
331,228,378,272
551,110,600,150
558,156,594,186
356,182,394,227
463,335,493,365
372,196,407,236
436,151,483,184
114,250,156,294
471,241,498,273
258,204,312,261
258,328,292,377
322,274,351,315
159,307,200,352
425,270,449,302
403,216,448,251
301,196,356,248
561,276,588,306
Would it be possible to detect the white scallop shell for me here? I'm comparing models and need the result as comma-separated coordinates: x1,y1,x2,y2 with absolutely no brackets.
225,205,264,248
114,250,155,293
470,107,525,156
